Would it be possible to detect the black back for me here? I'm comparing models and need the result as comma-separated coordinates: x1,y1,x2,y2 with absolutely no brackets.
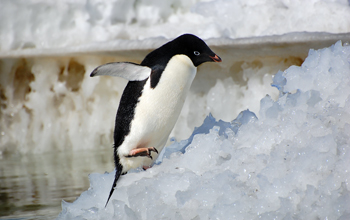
106,79,147,207
113,79,146,167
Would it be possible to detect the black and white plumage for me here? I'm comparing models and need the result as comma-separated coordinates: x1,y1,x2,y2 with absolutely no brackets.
90,34,222,207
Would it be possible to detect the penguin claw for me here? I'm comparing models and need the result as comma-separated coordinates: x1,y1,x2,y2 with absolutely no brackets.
149,147,158,154
147,147,159,159
127,147,158,159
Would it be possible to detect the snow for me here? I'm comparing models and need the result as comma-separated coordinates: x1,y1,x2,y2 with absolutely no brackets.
57,41,350,219
0,0,349,52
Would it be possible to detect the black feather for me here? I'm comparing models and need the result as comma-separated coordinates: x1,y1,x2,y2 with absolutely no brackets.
105,156,123,207
105,80,147,206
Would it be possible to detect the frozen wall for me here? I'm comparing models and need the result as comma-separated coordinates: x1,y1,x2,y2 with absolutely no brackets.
1,0,350,154
0,48,285,153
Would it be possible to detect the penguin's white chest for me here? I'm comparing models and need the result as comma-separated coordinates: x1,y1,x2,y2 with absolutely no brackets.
119,55,196,171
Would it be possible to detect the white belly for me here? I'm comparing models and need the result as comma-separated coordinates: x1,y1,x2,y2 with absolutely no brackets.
118,55,197,172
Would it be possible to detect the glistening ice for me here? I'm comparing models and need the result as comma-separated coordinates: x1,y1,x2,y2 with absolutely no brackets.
57,41,350,219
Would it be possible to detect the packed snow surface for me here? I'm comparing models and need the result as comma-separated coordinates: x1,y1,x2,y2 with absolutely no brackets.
58,41,350,219
1,0,350,52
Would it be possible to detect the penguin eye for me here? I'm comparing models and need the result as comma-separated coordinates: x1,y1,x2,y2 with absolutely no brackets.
194,51,200,56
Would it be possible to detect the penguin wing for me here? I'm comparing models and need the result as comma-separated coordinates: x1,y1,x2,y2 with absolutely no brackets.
90,62,151,81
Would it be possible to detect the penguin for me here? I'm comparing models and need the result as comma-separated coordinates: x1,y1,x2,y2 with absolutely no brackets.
90,34,222,207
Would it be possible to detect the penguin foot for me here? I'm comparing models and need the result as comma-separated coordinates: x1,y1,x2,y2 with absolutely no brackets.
143,166,152,170
127,147,158,159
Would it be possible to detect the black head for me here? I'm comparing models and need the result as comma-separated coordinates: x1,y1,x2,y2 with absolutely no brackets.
169,34,222,66
141,34,222,68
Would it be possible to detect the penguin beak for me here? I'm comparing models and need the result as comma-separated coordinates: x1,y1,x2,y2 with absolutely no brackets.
210,54,222,62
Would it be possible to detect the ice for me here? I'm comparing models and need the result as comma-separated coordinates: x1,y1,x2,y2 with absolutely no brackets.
57,41,350,219
0,0,349,52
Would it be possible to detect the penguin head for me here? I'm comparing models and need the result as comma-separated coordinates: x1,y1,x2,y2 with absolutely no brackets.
170,34,222,67
141,34,221,68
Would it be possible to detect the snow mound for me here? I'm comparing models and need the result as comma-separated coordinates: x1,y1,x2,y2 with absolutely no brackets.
57,41,350,219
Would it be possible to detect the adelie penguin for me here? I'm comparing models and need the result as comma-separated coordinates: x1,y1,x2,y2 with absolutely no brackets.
90,34,222,207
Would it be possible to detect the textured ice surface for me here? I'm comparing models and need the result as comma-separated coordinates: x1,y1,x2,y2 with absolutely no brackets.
0,0,349,52
57,41,350,219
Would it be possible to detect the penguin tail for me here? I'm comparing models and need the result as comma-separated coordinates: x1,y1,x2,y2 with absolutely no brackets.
105,164,123,207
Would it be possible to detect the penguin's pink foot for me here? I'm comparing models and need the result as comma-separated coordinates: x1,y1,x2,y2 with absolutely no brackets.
127,147,158,159
143,166,152,170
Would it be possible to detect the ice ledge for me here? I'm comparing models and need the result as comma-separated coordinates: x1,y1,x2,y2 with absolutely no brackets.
1,32,349,58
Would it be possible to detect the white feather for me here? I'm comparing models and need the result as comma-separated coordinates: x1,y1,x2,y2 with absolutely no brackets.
118,55,197,172
90,62,151,81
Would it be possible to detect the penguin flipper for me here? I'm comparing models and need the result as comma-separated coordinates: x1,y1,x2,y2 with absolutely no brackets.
90,62,151,81
105,164,123,207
